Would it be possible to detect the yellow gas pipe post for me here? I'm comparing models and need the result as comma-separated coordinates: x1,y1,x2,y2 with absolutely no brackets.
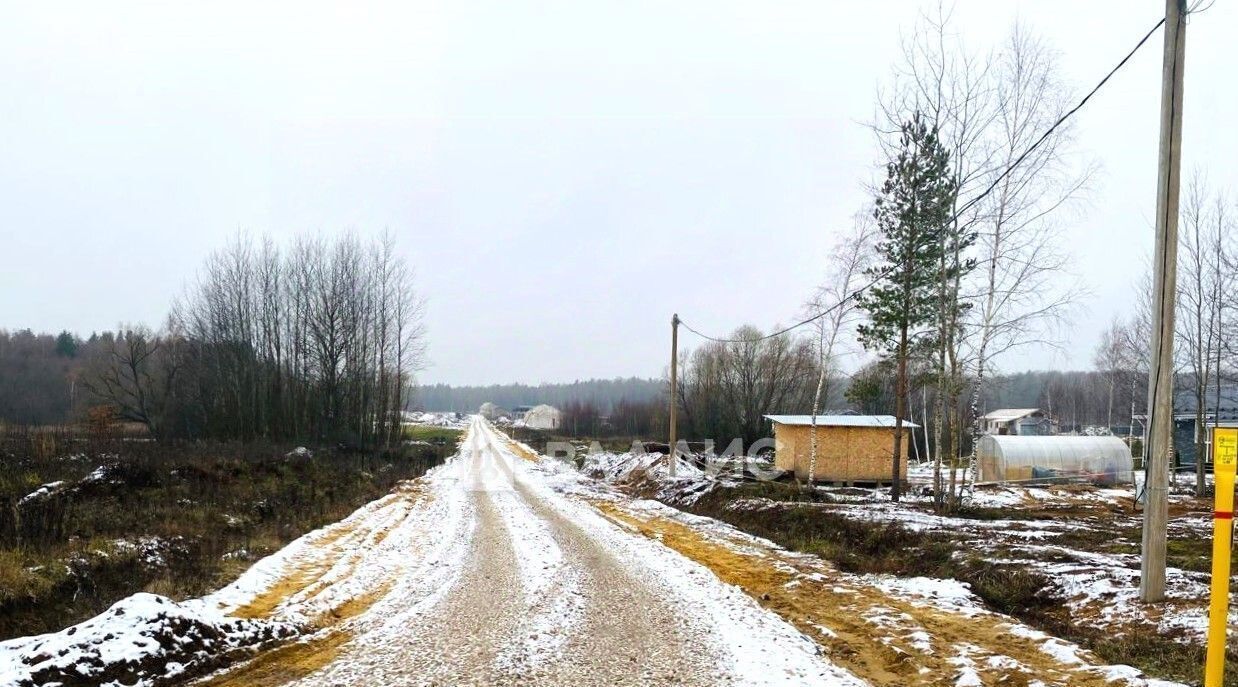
1205,426,1238,686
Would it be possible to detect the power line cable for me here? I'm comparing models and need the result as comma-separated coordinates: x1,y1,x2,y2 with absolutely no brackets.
953,16,1165,223
678,16,1167,345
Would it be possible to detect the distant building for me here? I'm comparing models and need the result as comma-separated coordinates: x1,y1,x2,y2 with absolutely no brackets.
522,404,562,431
765,415,918,484
981,408,1055,436
1144,383,1238,467
479,402,508,421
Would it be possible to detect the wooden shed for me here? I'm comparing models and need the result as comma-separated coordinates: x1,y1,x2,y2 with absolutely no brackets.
765,415,918,484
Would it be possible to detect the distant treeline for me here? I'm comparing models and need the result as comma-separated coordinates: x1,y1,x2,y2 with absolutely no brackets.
414,367,1149,438
1,232,425,447
0,327,1148,440
414,377,664,414
0,329,93,425
849,363,1148,435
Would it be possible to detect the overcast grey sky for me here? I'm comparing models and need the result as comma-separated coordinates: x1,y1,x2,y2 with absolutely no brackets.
2,1,1236,385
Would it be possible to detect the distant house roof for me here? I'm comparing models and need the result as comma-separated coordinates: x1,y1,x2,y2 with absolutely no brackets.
764,415,920,429
982,408,1042,422
1173,384,1238,420
1136,412,1238,423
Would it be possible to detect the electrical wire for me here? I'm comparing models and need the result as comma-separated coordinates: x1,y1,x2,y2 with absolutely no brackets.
677,16,1168,345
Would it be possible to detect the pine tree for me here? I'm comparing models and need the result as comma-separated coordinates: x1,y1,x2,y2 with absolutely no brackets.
54,331,78,358
857,112,958,501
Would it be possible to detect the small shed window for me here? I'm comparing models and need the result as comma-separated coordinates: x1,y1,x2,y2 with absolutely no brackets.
976,435,1134,485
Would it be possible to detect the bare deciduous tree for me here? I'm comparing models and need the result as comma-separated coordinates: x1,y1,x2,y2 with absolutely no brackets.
960,25,1091,498
1094,318,1127,432
89,232,426,445
677,326,820,450
82,326,176,435
875,9,1089,506
804,213,878,484
1177,175,1233,494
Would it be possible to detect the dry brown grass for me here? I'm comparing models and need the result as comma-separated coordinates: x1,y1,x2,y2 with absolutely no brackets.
198,630,353,687
0,437,448,640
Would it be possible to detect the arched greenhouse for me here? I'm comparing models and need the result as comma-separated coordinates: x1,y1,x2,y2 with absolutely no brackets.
976,435,1135,485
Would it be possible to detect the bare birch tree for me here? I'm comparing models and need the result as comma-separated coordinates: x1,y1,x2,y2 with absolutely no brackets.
874,10,1088,507
1177,175,1234,494
92,232,429,444
960,25,1091,499
1094,319,1127,432
805,213,877,484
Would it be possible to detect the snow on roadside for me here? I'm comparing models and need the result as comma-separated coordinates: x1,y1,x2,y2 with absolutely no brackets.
332,460,477,661
653,462,1225,650
202,488,410,618
0,593,295,687
867,576,985,619
0,458,466,687
209,455,474,634
546,443,1184,686
578,450,726,506
581,450,703,482
622,491,1181,685
402,411,469,429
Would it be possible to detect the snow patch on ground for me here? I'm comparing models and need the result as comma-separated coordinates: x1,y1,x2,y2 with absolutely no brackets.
17,481,66,506
867,576,985,618
402,411,469,429
575,447,1184,686
582,451,702,481
0,593,295,687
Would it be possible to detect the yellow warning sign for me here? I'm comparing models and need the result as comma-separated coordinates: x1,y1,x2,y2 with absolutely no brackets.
1207,426,1238,685
1215,427,1238,474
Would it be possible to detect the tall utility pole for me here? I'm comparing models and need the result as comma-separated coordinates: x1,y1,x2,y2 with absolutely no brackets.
1141,0,1188,604
668,314,680,477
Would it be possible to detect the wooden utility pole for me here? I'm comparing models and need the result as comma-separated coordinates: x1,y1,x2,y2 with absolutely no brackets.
1141,0,1188,604
669,314,680,477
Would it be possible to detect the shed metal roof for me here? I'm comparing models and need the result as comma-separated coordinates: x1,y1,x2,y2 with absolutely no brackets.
981,408,1042,421
764,415,920,429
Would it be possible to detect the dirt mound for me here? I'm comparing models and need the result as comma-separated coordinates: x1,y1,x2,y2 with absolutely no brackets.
0,593,297,687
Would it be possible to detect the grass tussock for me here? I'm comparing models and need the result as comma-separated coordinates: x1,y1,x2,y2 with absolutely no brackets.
401,425,464,446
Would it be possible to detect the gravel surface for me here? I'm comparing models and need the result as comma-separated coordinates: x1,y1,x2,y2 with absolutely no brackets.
505,477,729,686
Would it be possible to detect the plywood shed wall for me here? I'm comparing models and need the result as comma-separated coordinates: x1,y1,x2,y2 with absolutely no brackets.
976,435,1134,485
773,424,910,483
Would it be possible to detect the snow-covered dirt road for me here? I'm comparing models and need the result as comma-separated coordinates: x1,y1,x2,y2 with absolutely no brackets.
0,418,1184,687
196,417,858,686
